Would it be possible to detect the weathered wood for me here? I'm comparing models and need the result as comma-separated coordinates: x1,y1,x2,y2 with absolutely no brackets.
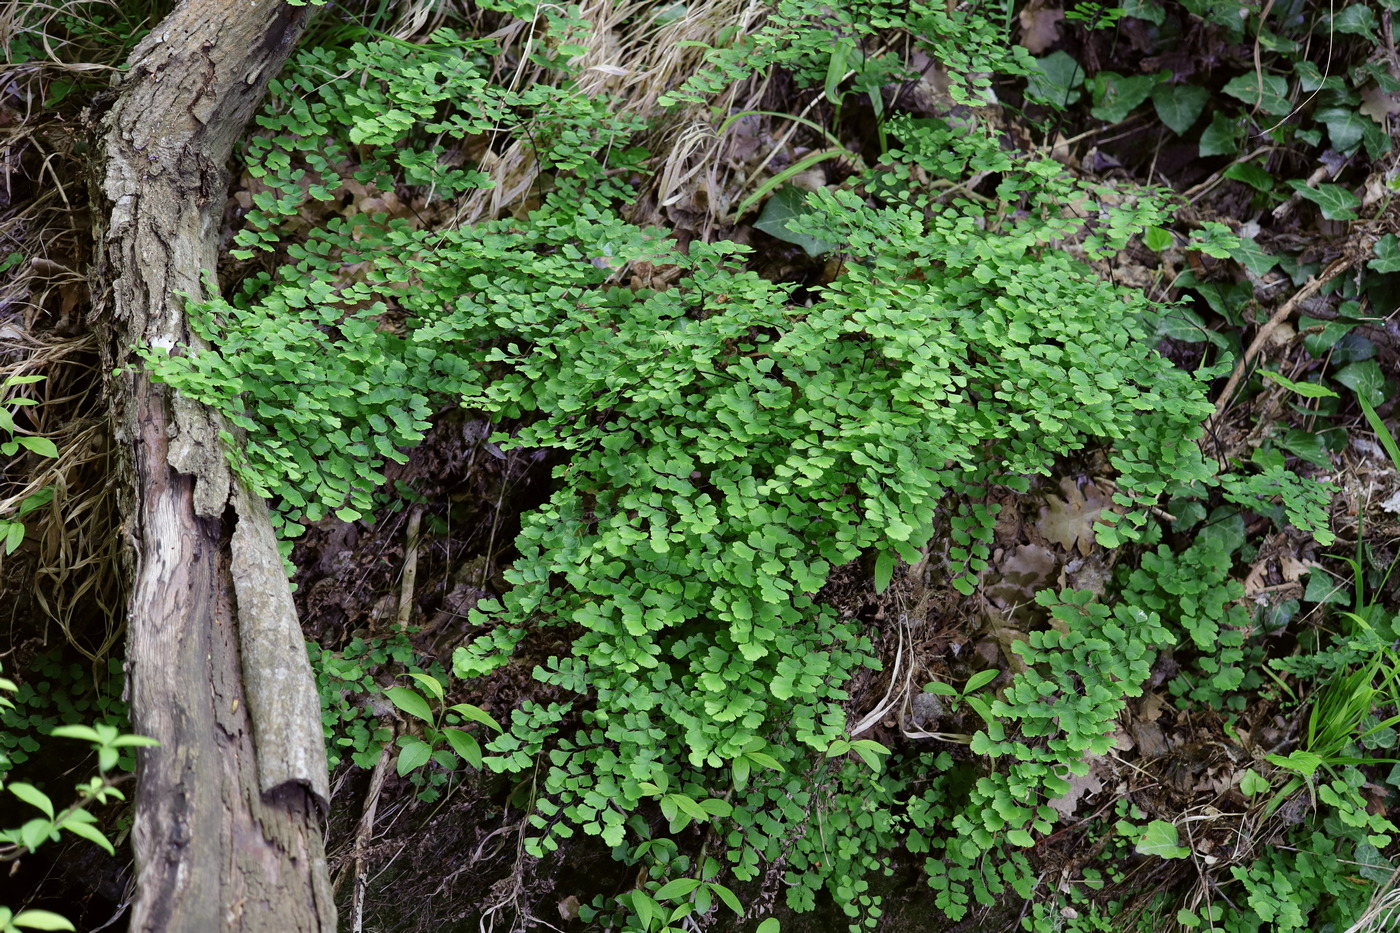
88,1,334,929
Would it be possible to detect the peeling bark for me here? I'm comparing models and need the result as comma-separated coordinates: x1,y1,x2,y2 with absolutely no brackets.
88,1,334,929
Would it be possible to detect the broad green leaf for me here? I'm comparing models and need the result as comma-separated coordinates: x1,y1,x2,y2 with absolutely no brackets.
52,817,114,855
11,910,76,932
406,671,445,702
1228,236,1277,275
9,782,54,818
873,550,895,594
711,882,743,915
1142,226,1173,251
1222,162,1273,192
752,186,832,258
632,891,657,931
964,669,999,693
732,756,750,790
1315,106,1368,153
1151,83,1208,134
756,920,781,933
1329,3,1379,40
1287,181,1361,220
1089,72,1156,122
1239,769,1270,796
1199,113,1242,157
448,702,503,732
442,728,483,769
384,686,434,723
1025,51,1084,108
1258,370,1337,399
1221,74,1291,115
1135,819,1191,858
394,736,433,775
654,877,703,900
1336,359,1387,406
1371,234,1400,273
16,436,58,459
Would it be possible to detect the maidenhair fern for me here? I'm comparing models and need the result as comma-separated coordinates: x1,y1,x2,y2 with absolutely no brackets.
140,4,1338,931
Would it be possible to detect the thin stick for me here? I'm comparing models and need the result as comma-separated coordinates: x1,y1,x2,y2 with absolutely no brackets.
350,741,394,933
1210,256,1354,429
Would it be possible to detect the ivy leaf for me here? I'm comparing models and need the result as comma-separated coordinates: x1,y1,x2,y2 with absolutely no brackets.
1335,359,1388,406
1315,107,1368,153
1287,181,1361,221
1025,51,1084,108
1222,162,1274,193
1228,236,1277,275
1199,112,1241,157
1221,73,1292,115
1151,83,1208,134
1370,234,1400,273
1088,71,1155,122
753,186,833,258
1135,819,1191,858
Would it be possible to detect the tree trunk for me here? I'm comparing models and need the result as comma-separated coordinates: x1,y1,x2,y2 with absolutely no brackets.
88,2,335,930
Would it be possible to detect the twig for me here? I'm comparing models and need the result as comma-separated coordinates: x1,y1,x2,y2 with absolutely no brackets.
396,506,422,632
350,741,394,933
1209,257,1354,430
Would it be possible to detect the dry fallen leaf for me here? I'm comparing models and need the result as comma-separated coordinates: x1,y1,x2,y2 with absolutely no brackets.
1038,477,1114,557
1019,0,1065,55
1048,758,1105,818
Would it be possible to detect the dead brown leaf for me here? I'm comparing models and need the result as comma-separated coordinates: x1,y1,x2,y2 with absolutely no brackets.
1038,477,1114,557
1019,0,1065,55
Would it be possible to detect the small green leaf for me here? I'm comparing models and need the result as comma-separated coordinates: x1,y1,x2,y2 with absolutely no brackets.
1287,181,1361,221
1088,72,1156,122
1151,83,1208,134
406,671,445,702
447,702,503,732
1222,162,1274,193
1142,226,1173,251
1221,73,1292,115
1335,359,1387,406
1136,819,1191,858
442,728,483,769
1370,234,1400,273
756,920,781,933
1025,51,1084,108
654,877,703,901
1239,769,1270,796
16,436,58,459
395,736,433,775
873,551,895,593
1199,113,1241,157
753,186,833,258
1228,236,1277,275
963,669,999,693
11,910,77,932
1315,107,1368,153
9,782,54,818
1258,370,1337,399
384,686,434,723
